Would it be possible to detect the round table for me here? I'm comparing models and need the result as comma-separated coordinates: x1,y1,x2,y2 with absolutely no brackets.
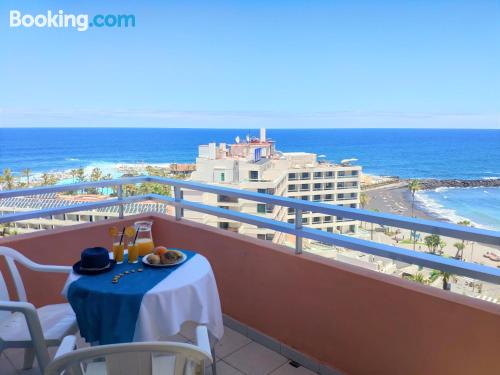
62,252,223,343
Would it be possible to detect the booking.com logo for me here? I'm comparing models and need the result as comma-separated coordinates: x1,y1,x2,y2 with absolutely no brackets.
9,10,135,31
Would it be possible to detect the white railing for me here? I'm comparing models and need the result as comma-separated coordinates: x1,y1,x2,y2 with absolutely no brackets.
1,176,500,283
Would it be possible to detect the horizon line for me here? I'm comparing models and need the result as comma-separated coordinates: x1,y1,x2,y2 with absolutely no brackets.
0,126,499,130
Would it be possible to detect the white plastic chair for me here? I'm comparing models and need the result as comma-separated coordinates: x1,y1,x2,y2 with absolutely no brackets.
0,246,78,372
45,325,213,375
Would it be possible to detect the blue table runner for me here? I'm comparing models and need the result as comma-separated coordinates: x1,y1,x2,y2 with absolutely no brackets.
67,249,196,344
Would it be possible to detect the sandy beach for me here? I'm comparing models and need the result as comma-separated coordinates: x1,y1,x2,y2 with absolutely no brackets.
363,183,500,271
365,184,435,220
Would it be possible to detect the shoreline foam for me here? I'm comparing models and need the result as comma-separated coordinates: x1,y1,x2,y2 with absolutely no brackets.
365,181,500,231
414,191,475,226
414,187,500,231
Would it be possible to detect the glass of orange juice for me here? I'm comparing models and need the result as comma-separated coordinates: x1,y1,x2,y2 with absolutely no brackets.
128,242,139,263
112,232,125,264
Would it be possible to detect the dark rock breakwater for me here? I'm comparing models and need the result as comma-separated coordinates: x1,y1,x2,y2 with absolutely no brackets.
413,179,500,190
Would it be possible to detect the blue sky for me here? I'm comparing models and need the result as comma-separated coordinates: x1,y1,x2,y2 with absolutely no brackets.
1,0,499,128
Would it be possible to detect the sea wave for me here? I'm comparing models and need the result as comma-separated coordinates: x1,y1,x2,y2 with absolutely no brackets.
65,158,80,161
433,187,448,193
414,191,484,229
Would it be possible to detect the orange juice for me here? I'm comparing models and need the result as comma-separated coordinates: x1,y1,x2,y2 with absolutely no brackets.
128,243,139,263
135,238,154,256
113,243,124,263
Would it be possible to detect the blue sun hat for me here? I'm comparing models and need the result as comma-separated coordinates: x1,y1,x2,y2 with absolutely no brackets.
73,247,116,275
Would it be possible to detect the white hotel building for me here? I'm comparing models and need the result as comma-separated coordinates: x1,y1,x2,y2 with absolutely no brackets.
183,129,361,245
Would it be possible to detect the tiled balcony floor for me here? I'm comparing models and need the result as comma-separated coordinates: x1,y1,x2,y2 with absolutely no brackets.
0,323,319,375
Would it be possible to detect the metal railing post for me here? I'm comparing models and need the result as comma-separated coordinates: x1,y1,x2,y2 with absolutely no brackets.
117,185,124,219
174,186,182,221
295,209,303,254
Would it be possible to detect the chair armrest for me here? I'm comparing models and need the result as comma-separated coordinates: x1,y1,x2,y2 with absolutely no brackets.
0,300,37,314
195,325,212,362
0,301,51,371
0,246,72,274
54,335,77,359
28,264,73,273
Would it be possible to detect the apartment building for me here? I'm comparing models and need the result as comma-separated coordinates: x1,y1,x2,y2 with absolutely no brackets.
184,129,361,245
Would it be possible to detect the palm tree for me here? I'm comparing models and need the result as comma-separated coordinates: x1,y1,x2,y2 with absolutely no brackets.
22,168,32,186
360,192,369,209
369,208,379,240
71,167,86,194
408,179,421,217
438,271,452,290
424,234,441,254
453,242,465,260
75,167,86,183
89,167,104,194
359,192,369,229
408,179,421,250
90,167,103,182
2,168,15,190
41,173,51,186
145,165,156,176
39,173,58,186
457,220,472,261
70,169,78,183
125,184,138,196
98,173,114,196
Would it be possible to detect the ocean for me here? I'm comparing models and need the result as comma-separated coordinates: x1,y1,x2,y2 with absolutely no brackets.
0,128,499,229
415,187,500,231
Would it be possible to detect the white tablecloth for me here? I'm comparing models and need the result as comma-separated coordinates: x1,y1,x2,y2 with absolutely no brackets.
62,253,224,341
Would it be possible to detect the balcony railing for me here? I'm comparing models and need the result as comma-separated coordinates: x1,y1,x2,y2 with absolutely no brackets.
1,176,500,284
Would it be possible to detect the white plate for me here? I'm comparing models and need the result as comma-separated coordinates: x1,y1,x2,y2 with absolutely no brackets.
142,250,187,268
